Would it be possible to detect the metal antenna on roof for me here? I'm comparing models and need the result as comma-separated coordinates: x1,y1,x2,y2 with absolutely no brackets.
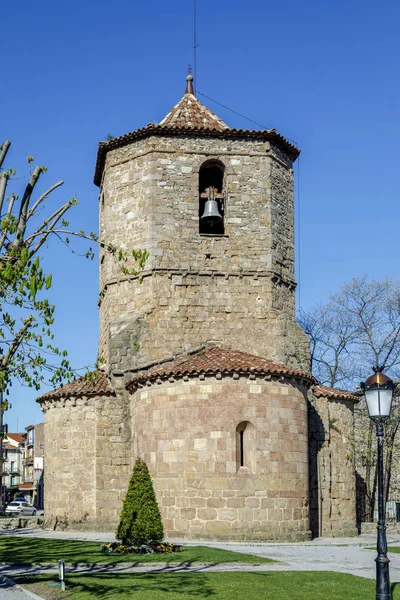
193,0,198,96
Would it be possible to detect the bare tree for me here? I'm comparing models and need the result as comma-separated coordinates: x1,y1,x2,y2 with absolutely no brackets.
299,275,400,519
0,140,148,397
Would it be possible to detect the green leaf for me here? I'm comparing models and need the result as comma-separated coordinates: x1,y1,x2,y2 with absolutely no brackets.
30,276,37,298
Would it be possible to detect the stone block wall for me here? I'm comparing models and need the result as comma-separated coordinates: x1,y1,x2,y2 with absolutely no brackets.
40,379,359,538
309,393,358,537
102,271,309,375
131,374,310,541
98,134,309,373
42,396,97,528
95,392,132,529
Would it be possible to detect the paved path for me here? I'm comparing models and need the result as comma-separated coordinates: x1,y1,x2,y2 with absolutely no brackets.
0,575,43,599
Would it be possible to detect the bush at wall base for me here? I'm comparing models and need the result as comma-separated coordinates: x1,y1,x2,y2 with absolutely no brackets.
116,457,164,545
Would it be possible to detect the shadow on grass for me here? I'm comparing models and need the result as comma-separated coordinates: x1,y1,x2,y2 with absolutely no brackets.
0,536,100,564
0,535,271,566
3,560,225,577
16,571,383,600
19,572,218,598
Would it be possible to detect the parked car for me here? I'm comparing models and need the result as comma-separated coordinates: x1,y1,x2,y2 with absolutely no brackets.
13,497,28,503
5,502,36,516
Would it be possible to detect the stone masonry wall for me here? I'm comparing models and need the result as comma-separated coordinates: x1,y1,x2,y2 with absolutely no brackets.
102,271,309,375
131,375,310,541
95,392,132,529
308,394,358,537
98,134,309,373
42,396,97,528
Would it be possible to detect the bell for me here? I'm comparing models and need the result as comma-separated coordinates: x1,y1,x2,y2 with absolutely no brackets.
201,187,222,226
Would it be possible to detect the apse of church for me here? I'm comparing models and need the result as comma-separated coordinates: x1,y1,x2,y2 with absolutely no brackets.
38,75,359,540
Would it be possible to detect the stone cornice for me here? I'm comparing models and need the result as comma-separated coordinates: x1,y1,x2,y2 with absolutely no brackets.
126,370,314,394
39,395,98,413
105,145,293,174
94,126,300,186
98,267,296,307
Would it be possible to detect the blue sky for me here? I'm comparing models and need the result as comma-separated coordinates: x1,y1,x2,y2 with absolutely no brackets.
1,0,400,430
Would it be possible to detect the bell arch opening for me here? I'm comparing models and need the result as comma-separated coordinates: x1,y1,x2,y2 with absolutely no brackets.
199,160,225,234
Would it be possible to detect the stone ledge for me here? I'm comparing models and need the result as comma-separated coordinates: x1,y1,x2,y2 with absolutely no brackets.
360,522,400,535
0,516,43,530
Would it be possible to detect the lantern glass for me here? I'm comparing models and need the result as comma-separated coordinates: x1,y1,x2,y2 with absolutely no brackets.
365,387,393,419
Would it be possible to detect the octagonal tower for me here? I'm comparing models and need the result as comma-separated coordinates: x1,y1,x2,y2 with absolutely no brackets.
95,75,309,375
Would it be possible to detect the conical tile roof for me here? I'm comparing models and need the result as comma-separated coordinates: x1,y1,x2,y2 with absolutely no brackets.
126,345,315,390
158,75,229,131
36,370,115,403
94,74,301,186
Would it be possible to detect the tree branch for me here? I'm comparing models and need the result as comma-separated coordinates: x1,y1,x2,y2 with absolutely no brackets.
10,166,43,251
0,141,11,171
27,181,64,219
0,173,9,217
1,316,34,371
28,203,74,255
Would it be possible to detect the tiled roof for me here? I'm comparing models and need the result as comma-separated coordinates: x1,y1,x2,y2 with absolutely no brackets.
126,345,314,390
93,76,300,186
313,384,359,402
94,125,300,186
159,93,229,131
36,370,115,403
7,434,26,444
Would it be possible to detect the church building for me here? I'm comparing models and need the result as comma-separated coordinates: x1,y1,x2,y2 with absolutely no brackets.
38,75,359,540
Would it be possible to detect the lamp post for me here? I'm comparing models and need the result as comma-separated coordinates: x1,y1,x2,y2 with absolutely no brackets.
361,367,395,600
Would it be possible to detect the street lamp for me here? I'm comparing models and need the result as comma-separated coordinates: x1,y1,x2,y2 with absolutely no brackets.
361,367,396,600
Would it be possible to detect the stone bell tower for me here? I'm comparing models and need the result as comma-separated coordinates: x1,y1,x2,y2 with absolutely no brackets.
95,74,309,375
38,75,359,541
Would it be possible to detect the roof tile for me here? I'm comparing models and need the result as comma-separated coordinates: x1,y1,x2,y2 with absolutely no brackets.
313,384,359,402
159,93,229,132
126,345,314,390
36,370,115,403
93,77,300,186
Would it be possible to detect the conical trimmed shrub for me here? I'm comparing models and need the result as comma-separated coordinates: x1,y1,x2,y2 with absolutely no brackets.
116,457,164,545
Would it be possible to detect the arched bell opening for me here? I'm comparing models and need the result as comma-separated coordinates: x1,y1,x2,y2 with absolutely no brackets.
199,160,225,234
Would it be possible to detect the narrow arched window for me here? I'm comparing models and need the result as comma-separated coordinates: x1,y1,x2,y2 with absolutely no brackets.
236,421,255,472
239,429,245,466
199,160,225,234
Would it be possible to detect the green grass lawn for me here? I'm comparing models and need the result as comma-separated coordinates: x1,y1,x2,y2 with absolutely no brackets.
16,571,400,600
366,546,400,554
0,536,273,565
